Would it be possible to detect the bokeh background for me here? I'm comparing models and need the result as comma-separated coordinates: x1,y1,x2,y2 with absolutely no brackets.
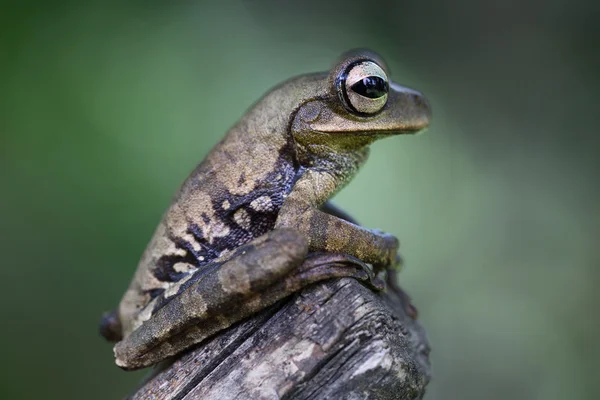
1,1,598,399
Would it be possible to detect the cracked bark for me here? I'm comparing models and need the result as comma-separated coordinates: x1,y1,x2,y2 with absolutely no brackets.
128,277,431,400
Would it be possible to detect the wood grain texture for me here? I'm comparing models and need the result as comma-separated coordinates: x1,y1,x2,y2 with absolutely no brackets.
128,277,430,400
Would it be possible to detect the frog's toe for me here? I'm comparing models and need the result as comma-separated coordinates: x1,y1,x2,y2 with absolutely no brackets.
295,252,384,291
99,309,122,343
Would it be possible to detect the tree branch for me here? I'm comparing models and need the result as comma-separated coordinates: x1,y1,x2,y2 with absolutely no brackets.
127,275,431,400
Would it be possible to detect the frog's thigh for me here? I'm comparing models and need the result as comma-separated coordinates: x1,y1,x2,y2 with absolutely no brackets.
114,228,308,370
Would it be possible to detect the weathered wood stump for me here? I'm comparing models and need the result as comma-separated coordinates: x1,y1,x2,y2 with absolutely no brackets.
129,277,430,399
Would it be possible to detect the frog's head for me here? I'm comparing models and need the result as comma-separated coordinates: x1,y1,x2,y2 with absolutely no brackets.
288,50,431,153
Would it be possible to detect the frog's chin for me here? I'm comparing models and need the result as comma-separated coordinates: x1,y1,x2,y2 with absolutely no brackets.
311,127,427,139
296,129,417,152
312,127,427,146
306,106,430,138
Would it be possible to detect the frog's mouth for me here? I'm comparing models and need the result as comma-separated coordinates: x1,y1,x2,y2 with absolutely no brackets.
307,83,431,137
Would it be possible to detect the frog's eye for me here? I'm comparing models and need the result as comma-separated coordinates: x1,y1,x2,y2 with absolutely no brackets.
341,61,389,115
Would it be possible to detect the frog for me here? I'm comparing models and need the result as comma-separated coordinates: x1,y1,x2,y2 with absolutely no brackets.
100,49,431,370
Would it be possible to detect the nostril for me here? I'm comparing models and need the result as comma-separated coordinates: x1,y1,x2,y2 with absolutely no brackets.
412,93,424,106
412,93,432,116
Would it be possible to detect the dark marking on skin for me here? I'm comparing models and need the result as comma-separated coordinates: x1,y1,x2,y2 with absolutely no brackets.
200,213,211,225
147,288,165,299
206,146,298,255
220,189,272,216
150,141,299,299
153,253,196,283
187,224,221,261
150,238,201,293
151,260,225,316
173,236,204,262
238,172,246,186
150,225,223,295
243,202,279,234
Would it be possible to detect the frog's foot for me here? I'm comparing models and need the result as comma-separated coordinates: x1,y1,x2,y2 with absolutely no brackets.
290,252,386,292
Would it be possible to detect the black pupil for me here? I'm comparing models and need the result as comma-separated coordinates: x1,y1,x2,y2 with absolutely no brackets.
350,76,388,99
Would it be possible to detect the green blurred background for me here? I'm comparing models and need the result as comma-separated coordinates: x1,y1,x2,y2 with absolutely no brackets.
1,1,598,399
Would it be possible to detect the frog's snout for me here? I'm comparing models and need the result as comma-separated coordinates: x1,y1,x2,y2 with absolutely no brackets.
388,82,431,133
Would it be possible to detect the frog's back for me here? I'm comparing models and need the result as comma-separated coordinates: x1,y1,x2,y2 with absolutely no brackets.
118,125,298,333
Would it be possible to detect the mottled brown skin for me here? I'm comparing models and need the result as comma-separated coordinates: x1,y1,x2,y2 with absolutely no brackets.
102,50,431,370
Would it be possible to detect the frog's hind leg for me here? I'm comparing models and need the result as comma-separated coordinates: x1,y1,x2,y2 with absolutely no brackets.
113,229,386,370
114,228,310,370
228,251,385,322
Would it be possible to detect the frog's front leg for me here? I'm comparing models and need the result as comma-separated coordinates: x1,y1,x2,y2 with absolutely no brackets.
321,198,416,318
320,200,359,225
276,170,399,271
